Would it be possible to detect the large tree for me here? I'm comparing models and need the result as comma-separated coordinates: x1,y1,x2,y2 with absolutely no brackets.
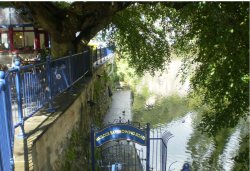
5,1,249,168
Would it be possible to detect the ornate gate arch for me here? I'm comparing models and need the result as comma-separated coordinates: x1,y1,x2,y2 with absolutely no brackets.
90,119,173,171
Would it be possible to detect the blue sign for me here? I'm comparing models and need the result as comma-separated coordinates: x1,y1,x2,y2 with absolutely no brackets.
95,124,146,147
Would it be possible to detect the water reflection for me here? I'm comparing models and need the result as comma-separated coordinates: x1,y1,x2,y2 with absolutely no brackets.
154,112,242,171
156,112,194,170
219,129,241,170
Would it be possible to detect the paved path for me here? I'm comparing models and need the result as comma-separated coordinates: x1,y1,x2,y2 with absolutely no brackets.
100,90,143,171
104,90,132,124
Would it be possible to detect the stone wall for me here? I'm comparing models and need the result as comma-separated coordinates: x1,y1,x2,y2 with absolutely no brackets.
32,64,112,171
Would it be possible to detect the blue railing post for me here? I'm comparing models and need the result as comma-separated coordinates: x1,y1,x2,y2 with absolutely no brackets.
14,60,25,138
46,55,56,113
89,48,93,76
0,71,14,171
68,51,73,85
68,51,76,93
146,123,150,171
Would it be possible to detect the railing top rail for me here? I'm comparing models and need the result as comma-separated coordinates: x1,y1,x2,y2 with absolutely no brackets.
51,55,71,62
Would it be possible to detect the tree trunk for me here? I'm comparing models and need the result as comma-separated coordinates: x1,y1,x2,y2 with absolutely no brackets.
50,38,74,58
50,41,72,58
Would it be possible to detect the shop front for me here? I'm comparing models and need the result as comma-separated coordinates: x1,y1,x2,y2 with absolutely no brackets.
0,7,49,55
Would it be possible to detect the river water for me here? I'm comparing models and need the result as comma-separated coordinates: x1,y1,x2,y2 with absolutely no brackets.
129,58,244,170
153,112,242,171
109,58,246,170
105,89,243,171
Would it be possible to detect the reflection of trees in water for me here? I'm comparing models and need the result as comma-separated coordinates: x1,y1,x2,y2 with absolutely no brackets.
186,117,248,170
187,130,215,170
132,94,189,127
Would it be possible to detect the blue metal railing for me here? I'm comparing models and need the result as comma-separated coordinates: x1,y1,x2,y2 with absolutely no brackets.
0,47,113,171
0,71,14,171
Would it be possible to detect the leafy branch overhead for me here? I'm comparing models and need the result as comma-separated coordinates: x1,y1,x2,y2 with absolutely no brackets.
112,3,172,75
172,2,249,135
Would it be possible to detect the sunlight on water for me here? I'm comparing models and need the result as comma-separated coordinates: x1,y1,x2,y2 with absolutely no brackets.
153,112,242,171
218,128,241,171
156,112,194,170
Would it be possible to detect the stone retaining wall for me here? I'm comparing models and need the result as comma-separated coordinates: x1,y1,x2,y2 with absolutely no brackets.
32,64,112,171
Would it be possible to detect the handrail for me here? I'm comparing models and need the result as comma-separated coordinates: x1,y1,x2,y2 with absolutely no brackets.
0,46,114,170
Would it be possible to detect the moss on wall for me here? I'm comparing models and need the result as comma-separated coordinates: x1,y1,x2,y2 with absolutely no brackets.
59,66,113,171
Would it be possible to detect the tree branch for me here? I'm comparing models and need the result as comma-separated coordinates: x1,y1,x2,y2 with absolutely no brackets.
12,2,64,33
73,2,132,44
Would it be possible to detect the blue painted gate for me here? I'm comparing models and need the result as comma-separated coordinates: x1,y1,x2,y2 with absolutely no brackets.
91,120,173,171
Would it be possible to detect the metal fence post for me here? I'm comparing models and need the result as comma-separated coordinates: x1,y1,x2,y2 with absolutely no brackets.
88,48,94,76
99,48,102,63
14,61,25,138
146,123,150,171
85,49,91,76
68,51,73,85
96,47,99,66
46,55,55,113
91,125,96,171
163,132,173,171
68,51,76,93
0,71,14,171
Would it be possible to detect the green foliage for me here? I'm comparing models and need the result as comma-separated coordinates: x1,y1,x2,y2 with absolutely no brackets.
104,2,249,136
111,3,172,75
0,2,12,7
170,2,249,135
111,3,249,168
233,122,249,171
114,56,140,90
53,2,71,9
61,129,88,171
